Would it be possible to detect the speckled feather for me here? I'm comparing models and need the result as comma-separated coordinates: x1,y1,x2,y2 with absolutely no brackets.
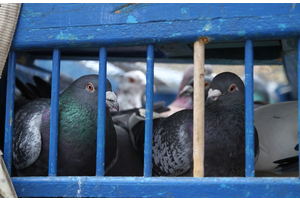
130,72,259,177
13,75,118,176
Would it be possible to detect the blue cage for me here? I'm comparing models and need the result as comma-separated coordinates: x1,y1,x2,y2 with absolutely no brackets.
2,3,300,197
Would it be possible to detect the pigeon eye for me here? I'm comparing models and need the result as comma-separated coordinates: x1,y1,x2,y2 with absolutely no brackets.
205,81,210,89
129,77,136,83
86,83,94,92
228,84,237,92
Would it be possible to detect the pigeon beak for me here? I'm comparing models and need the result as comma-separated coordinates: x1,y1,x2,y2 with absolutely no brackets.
106,91,119,111
206,88,222,103
179,85,194,97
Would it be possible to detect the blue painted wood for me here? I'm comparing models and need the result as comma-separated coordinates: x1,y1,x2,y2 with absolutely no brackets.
4,3,300,198
144,44,154,177
96,47,107,176
11,177,300,198
244,40,255,177
48,49,61,176
11,3,300,49
3,51,17,175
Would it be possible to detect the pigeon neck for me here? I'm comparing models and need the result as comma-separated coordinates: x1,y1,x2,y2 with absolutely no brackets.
58,94,98,145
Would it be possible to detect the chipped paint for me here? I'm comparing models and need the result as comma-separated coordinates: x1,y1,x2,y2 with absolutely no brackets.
56,31,78,41
171,33,181,37
127,15,137,23
278,24,287,30
221,183,225,188
181,7,189,14
238,30,246,36
87,35,94,39
29,29,39,32
291,3,296,12
77,179,82,196
218,19,226,23
205,24,210,31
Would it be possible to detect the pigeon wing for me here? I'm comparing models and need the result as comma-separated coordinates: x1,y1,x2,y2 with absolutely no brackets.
13,99,50,170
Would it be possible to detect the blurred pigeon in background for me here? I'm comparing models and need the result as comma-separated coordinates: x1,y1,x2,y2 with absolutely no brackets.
13,75,118,176
179,75,213,107
160,65,194,116
254,101,298,177
116,70,146,111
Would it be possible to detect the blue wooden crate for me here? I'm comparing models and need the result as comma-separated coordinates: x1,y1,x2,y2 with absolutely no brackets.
3,3,300,197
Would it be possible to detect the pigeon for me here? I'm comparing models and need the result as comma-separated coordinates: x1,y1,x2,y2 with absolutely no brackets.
106,101,170,176
273,144,298,175
254,101,298,177
14,74,74,111
179,75,213,107
160,65,194,117
116,70,146,111
161,64,214,116
129,72,259,177
12,74,119,176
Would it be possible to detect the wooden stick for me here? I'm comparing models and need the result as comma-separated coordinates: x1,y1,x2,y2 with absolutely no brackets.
193,38,206,177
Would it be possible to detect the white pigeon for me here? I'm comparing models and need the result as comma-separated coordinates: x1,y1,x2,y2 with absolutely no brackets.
254,101,298,177
117,70,146,111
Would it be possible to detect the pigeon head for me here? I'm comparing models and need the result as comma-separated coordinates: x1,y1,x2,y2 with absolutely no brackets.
61,74,119,111
206,72,245,106
179,76,213,100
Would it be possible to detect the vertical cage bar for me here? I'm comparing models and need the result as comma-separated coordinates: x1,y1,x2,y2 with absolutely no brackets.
48,49,61,176
245,40,255,177
144,44,154,177
96,47,107,176
3,51,16,175
298,37,300,177
193,39,206,177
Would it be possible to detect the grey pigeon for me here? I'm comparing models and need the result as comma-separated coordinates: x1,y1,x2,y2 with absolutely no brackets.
160,65,194,117
129,72,259,177
254,101,298,177
13,74,119,176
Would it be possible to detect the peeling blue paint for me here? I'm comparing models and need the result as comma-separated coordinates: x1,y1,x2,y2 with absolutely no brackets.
238,30,246,36
171,33,181,37
56,31,78,40
29,29,39,32
127,15,137,23
291,3,296,12
87,35,94,39
181,7,189,14
26,11,43,17
164,21,172,24
279,24,287,30
218,19,226,23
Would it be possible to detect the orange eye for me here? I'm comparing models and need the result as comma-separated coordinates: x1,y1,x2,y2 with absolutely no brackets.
129,77,136,83
205,81,210,89
86,83,94,92
228,84,237,92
